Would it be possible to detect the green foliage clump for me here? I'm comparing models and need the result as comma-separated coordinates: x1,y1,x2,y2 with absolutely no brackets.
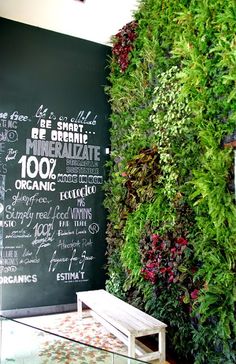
104,0,236,363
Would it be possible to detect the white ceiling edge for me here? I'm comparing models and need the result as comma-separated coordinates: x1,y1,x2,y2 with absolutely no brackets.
0,0,139,46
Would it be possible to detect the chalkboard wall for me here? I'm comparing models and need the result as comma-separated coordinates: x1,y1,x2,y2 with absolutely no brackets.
0,18,111,312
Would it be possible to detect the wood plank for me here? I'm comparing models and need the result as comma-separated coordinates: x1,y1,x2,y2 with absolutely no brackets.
102,291,164,328
159,329,166,362
82,290,166,328
139,351,161,362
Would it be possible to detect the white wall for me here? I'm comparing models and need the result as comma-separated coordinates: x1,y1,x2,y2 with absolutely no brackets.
0,0,139,45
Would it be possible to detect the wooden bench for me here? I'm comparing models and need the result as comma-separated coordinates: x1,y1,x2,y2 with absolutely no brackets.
76,289,167,363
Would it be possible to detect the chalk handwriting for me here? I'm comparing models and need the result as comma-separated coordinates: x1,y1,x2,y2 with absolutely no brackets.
12,192,51,207
48,249,95,272
6,148,18,161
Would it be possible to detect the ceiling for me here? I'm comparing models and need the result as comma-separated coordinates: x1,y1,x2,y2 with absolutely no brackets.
0,0,139,45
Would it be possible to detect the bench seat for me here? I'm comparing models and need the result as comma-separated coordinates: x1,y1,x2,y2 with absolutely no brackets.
76,289,167,363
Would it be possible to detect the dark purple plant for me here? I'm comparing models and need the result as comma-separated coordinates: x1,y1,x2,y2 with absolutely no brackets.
141,232,188,285
112,21,138,72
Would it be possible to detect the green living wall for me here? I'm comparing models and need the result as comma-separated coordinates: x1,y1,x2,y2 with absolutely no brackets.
104,0,236,363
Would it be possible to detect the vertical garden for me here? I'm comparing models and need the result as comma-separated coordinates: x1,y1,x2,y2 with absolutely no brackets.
104,0,236,363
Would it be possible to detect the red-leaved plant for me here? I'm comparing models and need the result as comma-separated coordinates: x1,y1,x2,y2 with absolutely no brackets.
140,232,188,285
112,21,138,72
140,231,201,306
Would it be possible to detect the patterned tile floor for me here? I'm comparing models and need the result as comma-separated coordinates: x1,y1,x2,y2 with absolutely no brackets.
1,311,170,363
21,311,128,355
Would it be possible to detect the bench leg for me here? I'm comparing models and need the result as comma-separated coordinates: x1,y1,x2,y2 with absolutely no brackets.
128,334,135,358
159,328,166,362
77,298,82,320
